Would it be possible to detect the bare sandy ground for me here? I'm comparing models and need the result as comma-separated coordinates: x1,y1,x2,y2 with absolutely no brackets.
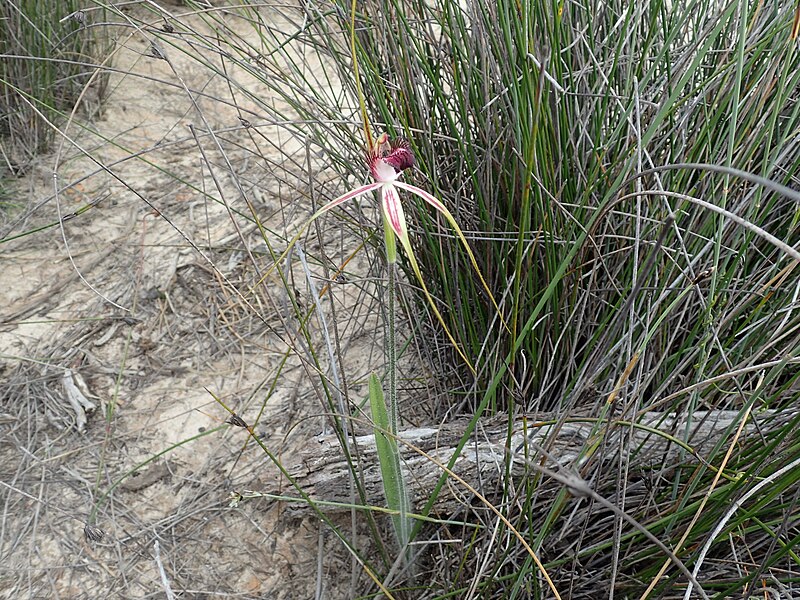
0,4,410,598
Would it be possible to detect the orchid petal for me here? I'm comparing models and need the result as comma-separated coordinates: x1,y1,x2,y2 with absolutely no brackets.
369,135,414,183
395,181,509,332
372,159,400,183
383,140,414,172
258,182,382,289
394,181,448,214
308,181,382,222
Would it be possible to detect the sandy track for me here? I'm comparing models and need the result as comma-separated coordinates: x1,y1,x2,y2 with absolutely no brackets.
0,4,400,598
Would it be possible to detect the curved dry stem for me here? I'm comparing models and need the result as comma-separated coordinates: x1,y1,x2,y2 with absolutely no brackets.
639,405,753,600
530,460,710,600
212,395,398,600
683,452,800,600
386,425,562,598
611,188,800,263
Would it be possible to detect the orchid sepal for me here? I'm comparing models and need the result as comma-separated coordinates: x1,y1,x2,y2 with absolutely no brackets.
382,214,398,264
381,184,408,253
380,181,475,370
260,132,505,374
395,181,509,334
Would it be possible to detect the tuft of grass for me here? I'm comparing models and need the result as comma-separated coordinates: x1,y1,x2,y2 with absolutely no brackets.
89,0,797,596
0,1,110,174
3,0,798,597
253,0,800,596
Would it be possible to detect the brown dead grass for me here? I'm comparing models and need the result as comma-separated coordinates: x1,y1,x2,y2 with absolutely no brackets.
0,4,408,598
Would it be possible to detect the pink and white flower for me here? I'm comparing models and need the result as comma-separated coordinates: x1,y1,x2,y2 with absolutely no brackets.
306,133,428,249
282,132,505,370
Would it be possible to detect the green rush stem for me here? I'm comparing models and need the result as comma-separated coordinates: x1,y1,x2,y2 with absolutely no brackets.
349,0,372,148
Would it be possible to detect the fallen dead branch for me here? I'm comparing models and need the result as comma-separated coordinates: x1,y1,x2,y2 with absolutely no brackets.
268,409,779,513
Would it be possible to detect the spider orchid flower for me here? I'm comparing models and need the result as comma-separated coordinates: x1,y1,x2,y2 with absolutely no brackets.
282,133,505,371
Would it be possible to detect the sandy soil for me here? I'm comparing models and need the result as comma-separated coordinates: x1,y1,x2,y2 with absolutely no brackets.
0,4,416,598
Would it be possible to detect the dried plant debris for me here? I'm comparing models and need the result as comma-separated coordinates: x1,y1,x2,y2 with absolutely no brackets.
2,362,97,433
83,523,105,543
61,370,97,433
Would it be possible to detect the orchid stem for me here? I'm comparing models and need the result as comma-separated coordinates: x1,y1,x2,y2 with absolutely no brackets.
387,262,399,437
383,220,410,555
383,220,399,437
389,275,397,430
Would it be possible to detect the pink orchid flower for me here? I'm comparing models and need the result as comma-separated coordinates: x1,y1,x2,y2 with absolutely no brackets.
305,133,425,253
281,133,504,371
